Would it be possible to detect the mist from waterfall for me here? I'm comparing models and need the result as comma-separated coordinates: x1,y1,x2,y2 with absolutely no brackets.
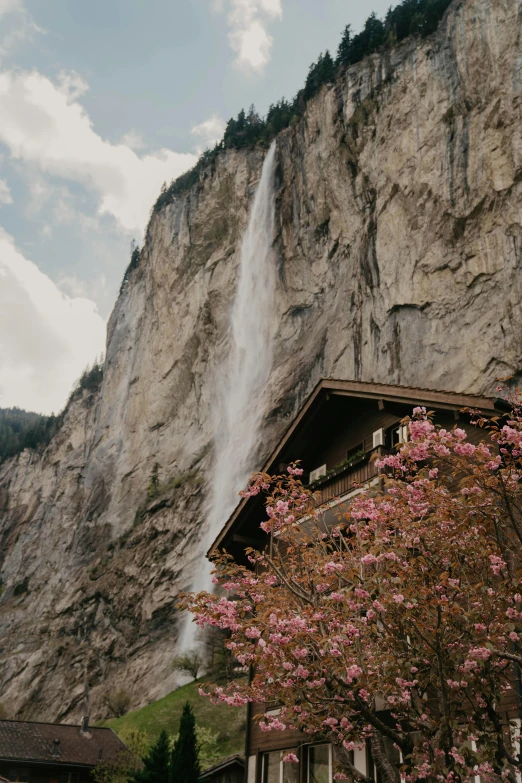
178,141,278,652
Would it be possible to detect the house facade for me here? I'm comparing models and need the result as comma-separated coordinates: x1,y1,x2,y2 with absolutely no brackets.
208,379,513,783
200,755,245,783
0,719,129,783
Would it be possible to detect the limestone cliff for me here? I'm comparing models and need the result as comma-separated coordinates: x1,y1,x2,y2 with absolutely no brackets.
0,0,521,720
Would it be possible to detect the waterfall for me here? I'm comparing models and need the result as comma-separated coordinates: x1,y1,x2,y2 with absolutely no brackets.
179,141,278,652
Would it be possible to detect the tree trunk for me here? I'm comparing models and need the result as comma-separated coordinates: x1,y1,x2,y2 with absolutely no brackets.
370,730,400,783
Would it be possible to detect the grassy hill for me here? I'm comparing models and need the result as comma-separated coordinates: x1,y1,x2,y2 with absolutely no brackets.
102,680,246,768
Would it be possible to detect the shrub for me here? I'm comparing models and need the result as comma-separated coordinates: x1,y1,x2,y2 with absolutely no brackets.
172,650,204,680
103,689,132,718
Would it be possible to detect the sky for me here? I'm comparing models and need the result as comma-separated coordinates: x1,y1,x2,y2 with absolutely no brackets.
0,0,392,415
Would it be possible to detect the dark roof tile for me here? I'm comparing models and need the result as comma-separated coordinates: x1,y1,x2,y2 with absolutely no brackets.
0,720,128,767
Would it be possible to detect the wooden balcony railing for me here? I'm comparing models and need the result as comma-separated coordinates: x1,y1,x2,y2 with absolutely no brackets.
309,446,393,506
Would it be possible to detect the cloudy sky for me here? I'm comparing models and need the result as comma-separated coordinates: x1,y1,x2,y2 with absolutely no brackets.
0,0,391,414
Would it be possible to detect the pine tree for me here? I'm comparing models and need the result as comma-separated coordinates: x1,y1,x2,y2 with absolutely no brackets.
169,703,200,783
131,730,170,783
364,12,385,50
336,24,352,66
319,50,335,83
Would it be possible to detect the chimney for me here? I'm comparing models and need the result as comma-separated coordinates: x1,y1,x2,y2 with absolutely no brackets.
81,716,89,733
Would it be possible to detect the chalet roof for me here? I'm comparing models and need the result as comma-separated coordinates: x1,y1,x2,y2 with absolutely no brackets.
0,720,128,768
199,755,245,780
208,378,505,555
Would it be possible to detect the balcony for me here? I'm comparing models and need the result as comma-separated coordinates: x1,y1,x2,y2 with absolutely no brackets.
308,446,392,507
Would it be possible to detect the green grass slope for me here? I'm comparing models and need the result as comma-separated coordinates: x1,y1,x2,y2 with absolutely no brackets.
103,680,246,765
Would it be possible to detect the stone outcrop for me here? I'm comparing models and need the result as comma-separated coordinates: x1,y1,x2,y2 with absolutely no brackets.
0,0,521,720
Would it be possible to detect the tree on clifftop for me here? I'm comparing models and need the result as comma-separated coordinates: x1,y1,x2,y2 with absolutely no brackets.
181,394,522,783
169,702,200,783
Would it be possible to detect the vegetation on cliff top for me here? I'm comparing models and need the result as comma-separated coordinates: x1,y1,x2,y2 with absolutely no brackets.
0,408,62,463
0,360,104,463
152,0,453,215
119,0,454,296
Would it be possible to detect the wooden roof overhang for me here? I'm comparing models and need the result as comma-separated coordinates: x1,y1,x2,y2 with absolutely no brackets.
208,378,507,558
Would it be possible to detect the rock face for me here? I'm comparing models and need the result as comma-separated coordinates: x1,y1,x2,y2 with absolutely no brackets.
0,0,521,720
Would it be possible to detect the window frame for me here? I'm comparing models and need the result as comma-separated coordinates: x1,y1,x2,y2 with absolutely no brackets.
261,748,299,783
307,743,333,783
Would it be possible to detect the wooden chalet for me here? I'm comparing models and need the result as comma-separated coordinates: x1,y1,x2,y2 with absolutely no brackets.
200,755,245,783
0,719,128,783
208,379,512,783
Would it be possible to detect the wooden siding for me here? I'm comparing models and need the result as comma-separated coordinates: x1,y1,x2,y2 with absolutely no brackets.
249,703,304,756
308,410,400,476
311,446,390,506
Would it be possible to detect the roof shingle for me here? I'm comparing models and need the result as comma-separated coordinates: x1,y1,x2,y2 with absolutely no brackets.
0,720,128,767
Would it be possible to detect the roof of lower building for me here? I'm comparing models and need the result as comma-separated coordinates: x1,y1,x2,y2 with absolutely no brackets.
0,719,128,767
199,755,245,780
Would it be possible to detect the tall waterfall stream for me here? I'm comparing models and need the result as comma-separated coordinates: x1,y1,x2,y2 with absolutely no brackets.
179,141,278,652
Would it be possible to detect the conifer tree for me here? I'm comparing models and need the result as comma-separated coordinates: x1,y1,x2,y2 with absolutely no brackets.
132,730,170,783
336,24,352,65
169,703,200,783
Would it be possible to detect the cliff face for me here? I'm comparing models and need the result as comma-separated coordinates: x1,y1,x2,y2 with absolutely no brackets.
0,0,521,720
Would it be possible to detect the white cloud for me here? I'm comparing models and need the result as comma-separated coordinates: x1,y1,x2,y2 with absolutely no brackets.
56,69,89,102
0,227,106,414
214,0,283,72
0,69,198,232
0,178,12,204
120,129,146,151
191,114,226,152
0,0,43,60
0,0,21,17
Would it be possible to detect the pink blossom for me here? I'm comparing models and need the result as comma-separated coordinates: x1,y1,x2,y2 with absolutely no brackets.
316,583,330,593
324,561,344,573
489,555,506,575
283,754,299,764
468,647,492,661
346,664,363,682
322,717,339,727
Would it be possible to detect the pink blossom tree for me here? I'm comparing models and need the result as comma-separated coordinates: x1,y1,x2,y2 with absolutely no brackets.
180,395,522,783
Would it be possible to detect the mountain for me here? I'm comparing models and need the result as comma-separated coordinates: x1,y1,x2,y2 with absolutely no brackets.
0,0,520,721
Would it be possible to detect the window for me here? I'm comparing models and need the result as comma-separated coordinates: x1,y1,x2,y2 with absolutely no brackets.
372,429,384,448
309,465,327,484
8,770,29,783
347,444,364,464
59,774,80,783
262,750,299,783
389,423,409,448
308,744,331,783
